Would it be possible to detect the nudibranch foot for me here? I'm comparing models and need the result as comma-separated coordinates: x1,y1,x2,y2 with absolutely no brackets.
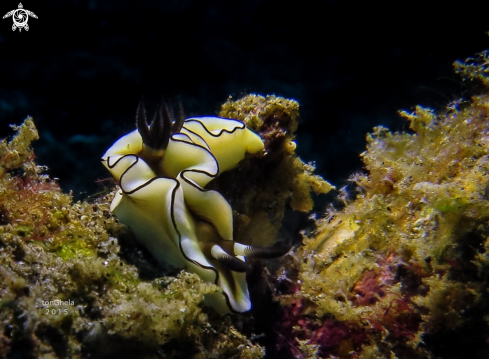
102,99,290,314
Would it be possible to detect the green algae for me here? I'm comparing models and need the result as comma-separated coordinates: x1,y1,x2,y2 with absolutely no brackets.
56,240,97,260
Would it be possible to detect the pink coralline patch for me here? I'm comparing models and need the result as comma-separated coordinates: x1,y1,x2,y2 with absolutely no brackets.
276,296,367,358
350,269,388,306
381,296,420,338
363,293,421,339
350,253,398,306
312,320,367,358
346,252,423,339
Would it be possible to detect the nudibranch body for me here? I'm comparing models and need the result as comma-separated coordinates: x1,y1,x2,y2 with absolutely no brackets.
102,101,289,314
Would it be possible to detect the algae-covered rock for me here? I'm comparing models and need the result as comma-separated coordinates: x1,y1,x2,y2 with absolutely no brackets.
0,119,265,358
272,53,489,358
216,95,334,247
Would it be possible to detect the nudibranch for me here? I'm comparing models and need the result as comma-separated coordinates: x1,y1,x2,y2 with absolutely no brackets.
101,100,290,314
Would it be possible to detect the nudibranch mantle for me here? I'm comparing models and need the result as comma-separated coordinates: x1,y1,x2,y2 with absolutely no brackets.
102,104,288,314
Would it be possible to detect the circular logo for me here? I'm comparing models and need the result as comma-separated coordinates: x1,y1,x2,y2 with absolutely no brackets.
12,9,28,28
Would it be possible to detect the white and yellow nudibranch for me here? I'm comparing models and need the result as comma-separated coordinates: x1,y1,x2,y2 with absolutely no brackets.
101,100,290,314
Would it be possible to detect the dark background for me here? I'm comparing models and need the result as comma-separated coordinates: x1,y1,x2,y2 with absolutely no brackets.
1,0,488,203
